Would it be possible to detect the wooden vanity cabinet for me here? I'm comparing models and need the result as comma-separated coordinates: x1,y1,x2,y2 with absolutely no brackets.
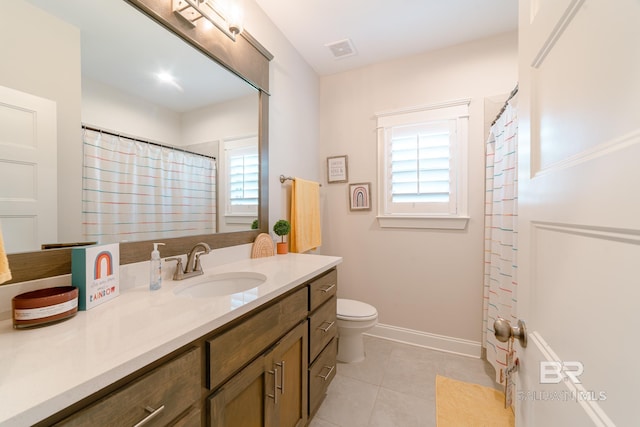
306,269,338,419
206,287,308,391
270,321,309,427
206,268,339,427
208,321,308,427
55,347,201,427
40,267,338,427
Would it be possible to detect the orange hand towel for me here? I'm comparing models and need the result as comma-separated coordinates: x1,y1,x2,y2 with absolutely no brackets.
0,223,12,284
290,178,321,253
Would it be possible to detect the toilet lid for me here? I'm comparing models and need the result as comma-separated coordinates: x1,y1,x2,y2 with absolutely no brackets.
337,298,377,320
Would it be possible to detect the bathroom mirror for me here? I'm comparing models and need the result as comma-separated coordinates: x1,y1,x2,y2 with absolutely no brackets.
2,0,271,283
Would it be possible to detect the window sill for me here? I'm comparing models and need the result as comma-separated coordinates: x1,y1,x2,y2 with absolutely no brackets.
224,214,256,225
376,215,469,230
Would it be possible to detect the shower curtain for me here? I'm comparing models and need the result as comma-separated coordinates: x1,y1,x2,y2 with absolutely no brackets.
482,102,518,384
82,128,217,243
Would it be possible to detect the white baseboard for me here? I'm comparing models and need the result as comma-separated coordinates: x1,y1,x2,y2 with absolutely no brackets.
366,323,482,358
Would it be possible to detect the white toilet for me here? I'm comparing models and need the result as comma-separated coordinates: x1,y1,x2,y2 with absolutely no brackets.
336,298,378,363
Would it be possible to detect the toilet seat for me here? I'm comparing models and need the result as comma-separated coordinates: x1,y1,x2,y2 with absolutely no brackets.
337,298,377,321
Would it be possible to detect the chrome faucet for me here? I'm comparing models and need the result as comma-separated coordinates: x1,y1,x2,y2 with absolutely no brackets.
166,242,211,280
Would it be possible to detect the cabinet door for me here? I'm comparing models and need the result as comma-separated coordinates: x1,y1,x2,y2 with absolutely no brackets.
267,321,308,427
208,354,272,427
208,322,308,427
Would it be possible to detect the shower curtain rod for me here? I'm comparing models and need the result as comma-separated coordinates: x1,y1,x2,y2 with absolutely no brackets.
82,124,216,160
491,84,519,126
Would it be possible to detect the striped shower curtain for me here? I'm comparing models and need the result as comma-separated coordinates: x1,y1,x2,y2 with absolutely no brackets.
482,103,518,384
82,128,216,243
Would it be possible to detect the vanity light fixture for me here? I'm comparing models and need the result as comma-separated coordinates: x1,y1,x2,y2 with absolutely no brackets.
173,0,244,41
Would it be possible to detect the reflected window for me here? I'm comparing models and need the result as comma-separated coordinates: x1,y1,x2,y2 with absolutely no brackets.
224,136,258,216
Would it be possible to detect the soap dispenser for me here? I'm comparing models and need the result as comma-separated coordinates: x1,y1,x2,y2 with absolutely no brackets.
150,243,165,291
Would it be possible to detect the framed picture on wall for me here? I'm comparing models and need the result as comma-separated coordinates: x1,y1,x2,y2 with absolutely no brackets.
349,182,371,211
327,155,348,183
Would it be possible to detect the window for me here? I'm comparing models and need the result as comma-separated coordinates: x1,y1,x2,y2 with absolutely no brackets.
376,100,469,229
228,147,259,211
224,137,259,218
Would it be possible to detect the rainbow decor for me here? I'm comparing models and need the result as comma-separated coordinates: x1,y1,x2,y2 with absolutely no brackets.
72,243,120,310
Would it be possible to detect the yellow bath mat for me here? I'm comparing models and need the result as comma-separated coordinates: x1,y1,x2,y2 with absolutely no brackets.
436,375,514,427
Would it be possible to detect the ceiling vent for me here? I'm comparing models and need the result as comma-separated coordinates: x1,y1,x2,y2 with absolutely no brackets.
325,39,357,59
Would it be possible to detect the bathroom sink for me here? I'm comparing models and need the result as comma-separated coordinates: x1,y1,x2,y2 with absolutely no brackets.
173,272,267,298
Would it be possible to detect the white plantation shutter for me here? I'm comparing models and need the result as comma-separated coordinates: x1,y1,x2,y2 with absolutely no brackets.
388,120,456,212
376,101,469,229
226,145,259,214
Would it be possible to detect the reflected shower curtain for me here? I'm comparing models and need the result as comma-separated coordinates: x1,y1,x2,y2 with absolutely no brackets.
82,128,216,243
483,103,518,384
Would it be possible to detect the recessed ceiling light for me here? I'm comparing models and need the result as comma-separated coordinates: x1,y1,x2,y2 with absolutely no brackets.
156,71,183,91
157,72,176,84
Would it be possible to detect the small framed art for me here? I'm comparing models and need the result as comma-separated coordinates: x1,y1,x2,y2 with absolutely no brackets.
327,155,348,183
349,182,371,211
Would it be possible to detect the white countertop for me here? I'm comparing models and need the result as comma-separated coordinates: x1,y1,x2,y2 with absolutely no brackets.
0,253,342,426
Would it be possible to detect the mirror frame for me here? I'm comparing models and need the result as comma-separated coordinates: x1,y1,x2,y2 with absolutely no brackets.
5,0,272,284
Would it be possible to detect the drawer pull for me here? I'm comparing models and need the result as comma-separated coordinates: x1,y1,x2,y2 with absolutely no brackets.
133,405,165,427
319,283,336,293
317,365,335,381
317,321,335,333
267,368,279,404
276,361,285,395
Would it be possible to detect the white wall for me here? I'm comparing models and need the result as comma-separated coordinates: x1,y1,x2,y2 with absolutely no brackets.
0,0,82,245
318,32,518,349
182,94,258,146
242,2,321,231
82,78,182,144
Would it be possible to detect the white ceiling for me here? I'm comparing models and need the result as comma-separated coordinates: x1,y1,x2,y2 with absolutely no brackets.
25,0,519,109
26,0,256,113
254,0,519,75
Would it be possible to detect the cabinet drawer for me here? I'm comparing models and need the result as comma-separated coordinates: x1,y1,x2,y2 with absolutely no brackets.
207,287,309,390
308,337,337,417
309,269,337,312
173,407,201,427
57,347,200,427
309,296,337,362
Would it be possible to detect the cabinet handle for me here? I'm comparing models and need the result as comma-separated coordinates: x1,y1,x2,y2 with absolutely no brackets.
317,321,335,333
133,405,165,427
319,283,336,293
276,361,285,395
317,365,335,381
267,368,278,404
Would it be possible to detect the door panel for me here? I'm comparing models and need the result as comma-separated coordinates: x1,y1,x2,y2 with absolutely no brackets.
517,0,640,425
0,85,57,252
530,0,640,171
268,321,308,427
208,354,270,427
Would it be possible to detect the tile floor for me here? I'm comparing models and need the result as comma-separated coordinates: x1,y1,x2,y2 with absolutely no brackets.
309,335,500,427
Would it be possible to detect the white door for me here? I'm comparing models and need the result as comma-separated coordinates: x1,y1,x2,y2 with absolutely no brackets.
0,85,57,253
516,0,640,425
